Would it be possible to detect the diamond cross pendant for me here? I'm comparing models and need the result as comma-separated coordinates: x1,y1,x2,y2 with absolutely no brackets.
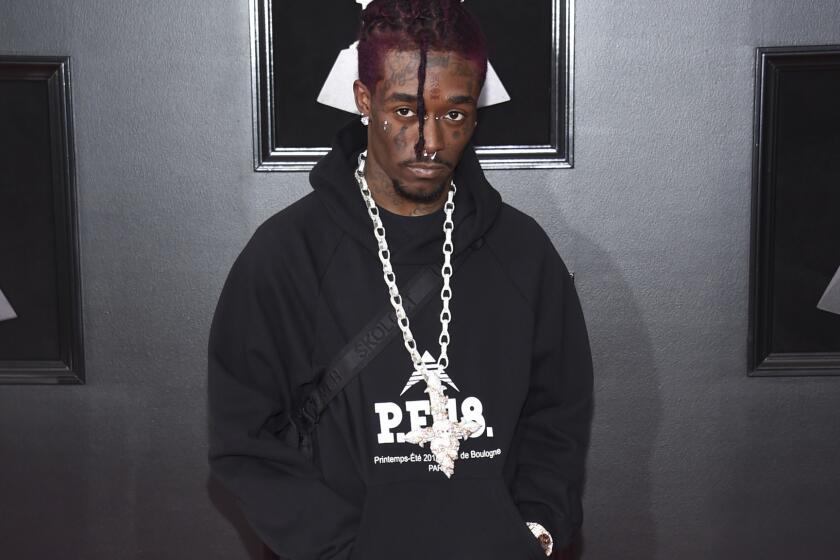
403,363,481,478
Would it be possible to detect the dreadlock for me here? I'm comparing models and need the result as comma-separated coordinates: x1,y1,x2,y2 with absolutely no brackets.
357,0,488,159
415,37,429,159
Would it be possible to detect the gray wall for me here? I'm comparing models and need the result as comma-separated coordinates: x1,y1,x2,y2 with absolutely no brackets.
1,1,839,558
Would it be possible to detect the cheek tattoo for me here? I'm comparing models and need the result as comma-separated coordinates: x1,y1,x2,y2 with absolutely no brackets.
394,125,408,150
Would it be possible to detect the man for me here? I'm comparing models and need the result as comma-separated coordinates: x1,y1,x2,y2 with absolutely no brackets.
207,1,593,559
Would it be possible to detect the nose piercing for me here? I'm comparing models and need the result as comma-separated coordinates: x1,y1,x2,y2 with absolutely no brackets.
423,150,438,160
422,114,442,121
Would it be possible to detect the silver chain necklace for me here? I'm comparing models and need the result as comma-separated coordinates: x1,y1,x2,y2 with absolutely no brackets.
354,150,481,478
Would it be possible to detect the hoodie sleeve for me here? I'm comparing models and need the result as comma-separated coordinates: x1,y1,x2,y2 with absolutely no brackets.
512,232,594,551
207,230,361,560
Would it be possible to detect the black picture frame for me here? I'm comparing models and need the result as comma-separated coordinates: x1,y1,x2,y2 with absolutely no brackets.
0,55,85,385
249,0,574,171
748,45,840,377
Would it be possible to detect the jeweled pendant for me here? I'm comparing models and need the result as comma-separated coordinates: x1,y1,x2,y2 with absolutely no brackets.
403,363,481,478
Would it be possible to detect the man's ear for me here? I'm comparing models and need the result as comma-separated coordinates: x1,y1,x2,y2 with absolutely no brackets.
353,79,372,117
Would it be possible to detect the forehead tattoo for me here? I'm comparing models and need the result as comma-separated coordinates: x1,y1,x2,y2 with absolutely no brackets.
386,51,419,87
430,72,441,100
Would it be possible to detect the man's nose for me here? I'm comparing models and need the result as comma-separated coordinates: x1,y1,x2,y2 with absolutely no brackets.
421,115,445,156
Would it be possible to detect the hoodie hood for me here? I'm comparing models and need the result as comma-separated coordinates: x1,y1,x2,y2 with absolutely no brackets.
310,119,502,265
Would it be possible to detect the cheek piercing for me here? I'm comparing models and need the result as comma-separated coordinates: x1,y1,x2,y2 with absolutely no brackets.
383,120,390,132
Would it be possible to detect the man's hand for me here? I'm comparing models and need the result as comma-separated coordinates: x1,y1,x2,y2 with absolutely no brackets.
525,521,553,556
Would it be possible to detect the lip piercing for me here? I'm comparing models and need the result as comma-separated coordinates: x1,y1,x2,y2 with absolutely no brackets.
423,150,438,160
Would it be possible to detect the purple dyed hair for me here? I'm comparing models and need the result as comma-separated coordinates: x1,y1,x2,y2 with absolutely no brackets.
357,0,488,158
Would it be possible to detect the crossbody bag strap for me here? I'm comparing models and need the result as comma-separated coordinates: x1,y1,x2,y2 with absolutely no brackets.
294,237,485,460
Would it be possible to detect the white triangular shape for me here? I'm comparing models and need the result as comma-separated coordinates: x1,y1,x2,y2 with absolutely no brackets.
0,288,17,322
817,265,840,315
400,350,460,395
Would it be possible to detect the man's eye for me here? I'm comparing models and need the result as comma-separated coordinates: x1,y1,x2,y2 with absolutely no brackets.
445,111,466,122
395,107,416,117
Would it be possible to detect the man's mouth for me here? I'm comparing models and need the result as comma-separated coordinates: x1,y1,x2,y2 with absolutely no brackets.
404,162,449,179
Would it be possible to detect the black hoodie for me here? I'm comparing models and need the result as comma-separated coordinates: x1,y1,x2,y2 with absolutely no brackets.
207,120,594,560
